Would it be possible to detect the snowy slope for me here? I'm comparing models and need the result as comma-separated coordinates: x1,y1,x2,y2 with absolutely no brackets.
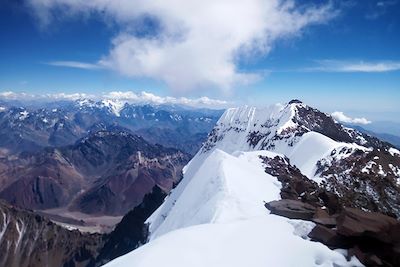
147,150,282,239
202,102,373,184
106,217,361,267
105,101,400,267
105,149,362,267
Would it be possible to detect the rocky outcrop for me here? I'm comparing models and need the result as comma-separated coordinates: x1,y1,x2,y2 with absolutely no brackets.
265,200,316,220
260,150,400,218
259,136,400,266
260,155,342,214
0,200,103,267
316,148,400,218
265,199,400,266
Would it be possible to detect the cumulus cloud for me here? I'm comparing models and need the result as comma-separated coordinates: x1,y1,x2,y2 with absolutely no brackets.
306,60,400,72
26,0,336,92
331,111,371,125
0,90,229,108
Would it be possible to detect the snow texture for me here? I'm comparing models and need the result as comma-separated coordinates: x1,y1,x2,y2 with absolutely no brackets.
104,103,364,267
105,151,362,267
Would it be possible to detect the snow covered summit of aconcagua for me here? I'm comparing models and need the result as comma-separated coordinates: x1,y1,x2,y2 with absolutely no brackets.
202,99,386,153
104,100,400,267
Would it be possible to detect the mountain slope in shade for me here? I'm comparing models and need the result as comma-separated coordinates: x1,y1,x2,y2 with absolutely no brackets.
0,130,190,218
105,100,399,267
0,200,103,267
93,185,167,266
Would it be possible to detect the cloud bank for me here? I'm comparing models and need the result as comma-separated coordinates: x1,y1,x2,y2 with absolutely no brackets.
331,111,371,125
103,91,228,108
27,0,336,92
0,90,229,108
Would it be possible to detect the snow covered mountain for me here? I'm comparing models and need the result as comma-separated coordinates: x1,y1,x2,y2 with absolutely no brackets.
0,99,222,155
104,100,400,267
201,100,400,217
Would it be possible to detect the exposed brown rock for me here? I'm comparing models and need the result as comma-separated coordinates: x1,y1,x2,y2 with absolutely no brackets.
308,225,349,248
265,199,316,220
265,200,400,266
337,208,399,244
349,246,384,267
312,208,337,228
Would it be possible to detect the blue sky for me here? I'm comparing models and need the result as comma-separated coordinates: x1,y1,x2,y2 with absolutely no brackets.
0,0,399,121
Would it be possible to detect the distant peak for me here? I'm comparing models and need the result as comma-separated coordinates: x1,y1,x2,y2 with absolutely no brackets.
288,99,303,104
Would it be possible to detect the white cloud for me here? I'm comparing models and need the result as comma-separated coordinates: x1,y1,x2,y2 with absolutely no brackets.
44,92,95,100
331,111,371,125
47,61,102,70
0,91,32,99
307,60,400,73
0,90,229,108
27,0,336,92
103,91,229,108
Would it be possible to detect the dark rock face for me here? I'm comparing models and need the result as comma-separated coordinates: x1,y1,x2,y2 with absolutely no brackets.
308,225,349,248
261,149,400,218
265,199,316,220
0,200,103,267
336,208,400,245
0,130,190,216
288,99,303,104
93,186,167,266
319,208,400,267
294,104,392,150
260,155,342,214
316,148,400,218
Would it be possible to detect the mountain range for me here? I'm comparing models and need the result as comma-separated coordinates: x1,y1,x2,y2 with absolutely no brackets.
0,99,222,234
0,99,400,266
0,99,222,155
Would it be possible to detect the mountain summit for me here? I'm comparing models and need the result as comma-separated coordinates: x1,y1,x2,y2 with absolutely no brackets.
104,100,400,267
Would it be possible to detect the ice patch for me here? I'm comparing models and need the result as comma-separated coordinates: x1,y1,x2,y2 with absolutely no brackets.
101,99,125,117
389,148,400,157
18,110,29,120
